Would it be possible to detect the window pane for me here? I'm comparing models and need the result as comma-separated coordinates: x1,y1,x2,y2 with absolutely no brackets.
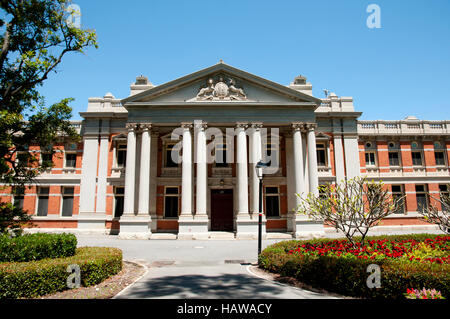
389,152,399,166
317,149,326,166
435,152,445,166
14,196,24,210
117,150,127,167
365,152,375,166
62,196,73,217
37,197,48,216
39,187,49,195
114,196,124,218
165,187,179,195
412,152,422,166
42,153,53,165
166,146,178,167
164,197,178,218
63,187,74,196
65,153,76,168
416,194,427,213
265,196,279,217
115,187,125,195
266,187,278,194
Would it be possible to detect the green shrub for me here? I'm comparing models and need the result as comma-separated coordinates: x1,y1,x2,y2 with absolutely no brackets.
259,234,450,299
0,233,77,262
0,247,123,299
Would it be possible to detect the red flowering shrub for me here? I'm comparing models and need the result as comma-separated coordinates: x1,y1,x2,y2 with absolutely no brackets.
259,234,450,299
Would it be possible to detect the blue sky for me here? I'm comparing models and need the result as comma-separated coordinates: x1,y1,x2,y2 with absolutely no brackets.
38,0,450,121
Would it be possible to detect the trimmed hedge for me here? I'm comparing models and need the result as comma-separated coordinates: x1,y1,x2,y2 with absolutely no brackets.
0,233,77,262
259,234,450,299
0,247,123,299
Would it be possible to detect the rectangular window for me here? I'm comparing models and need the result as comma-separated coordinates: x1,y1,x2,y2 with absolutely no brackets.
36,187,49,216
391,185,405,214
264,186,280,217
116,144,127,168
388,152,400,166
215,143,229,167
13,187,25,210
41,152,53,166
165,144,178,168
262,143,277,166
16,152,29,167
365,152,376,166
316,143,327,167
65,153,77,168
61,187,74,217
435,151,446,166
411,151,423,166
164,187,179,218
114,187,124,218
415,185,428,213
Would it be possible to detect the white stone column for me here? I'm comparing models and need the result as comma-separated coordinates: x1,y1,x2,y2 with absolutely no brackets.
181,123,193,216
250,123,262,214
333,134,346,183
236,123,249,216
138,124,151,215
195,122,207,217
79,136,98,214
95,134,109,214
292,123,307,204
307,124,319,196
123,123,137,215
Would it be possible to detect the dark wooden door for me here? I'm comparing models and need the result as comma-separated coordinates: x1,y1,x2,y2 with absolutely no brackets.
211,189,234,231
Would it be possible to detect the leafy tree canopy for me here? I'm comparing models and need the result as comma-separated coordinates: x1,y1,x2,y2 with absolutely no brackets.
0,0,97,186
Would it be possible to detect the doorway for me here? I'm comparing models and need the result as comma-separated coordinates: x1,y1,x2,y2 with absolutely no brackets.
210,189,234,231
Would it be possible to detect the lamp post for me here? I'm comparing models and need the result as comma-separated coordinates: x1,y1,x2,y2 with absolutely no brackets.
255,161,269,259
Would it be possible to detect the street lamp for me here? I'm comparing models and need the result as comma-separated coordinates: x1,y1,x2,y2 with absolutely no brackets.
255,161,269,259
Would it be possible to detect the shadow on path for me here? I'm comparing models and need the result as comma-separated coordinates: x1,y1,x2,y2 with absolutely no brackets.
117,273,289,299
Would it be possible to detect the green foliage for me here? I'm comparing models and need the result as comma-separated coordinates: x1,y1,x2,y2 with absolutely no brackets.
0,202,33,236
0,247,122,299
0,232,77,262
0,0,98,233
258,234,450,299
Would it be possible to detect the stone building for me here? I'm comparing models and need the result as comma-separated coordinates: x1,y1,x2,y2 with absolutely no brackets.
2,62,449,239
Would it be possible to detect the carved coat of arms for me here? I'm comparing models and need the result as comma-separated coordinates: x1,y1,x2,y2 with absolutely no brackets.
195,77,247,101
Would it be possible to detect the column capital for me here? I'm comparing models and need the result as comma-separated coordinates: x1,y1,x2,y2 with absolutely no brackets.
126,123,138,131
194,122,208,130
181,122,193,129
139,123,152,131
236,122,249,129
292,122,305,132
250,122,263,130
305,123,318,131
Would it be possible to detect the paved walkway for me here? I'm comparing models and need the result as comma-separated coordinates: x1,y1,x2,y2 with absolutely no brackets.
76,229,443,299
76,235,337,299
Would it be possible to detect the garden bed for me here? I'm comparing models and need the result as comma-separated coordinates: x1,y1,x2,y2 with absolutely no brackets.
0,247,123,299
258,234,449,299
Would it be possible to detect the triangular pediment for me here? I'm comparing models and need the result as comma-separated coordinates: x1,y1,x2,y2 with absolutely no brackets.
121,63,321,106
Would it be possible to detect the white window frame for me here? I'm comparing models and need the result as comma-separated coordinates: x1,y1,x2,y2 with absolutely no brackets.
163,186,179,219
264,185,280,218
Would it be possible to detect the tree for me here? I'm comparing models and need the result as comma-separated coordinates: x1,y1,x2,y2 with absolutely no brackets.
0,0,97,234
296,177,405,248
419,185,450,234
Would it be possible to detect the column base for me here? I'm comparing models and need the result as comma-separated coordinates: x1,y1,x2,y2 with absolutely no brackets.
118,215,151,239
236,214,267,240
292,217,325,239
77,212,106,230
178,215,209,240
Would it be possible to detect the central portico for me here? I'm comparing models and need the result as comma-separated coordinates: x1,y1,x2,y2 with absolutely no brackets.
77,62,358,239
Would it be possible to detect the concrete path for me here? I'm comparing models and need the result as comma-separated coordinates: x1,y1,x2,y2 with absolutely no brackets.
76,235,336,299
